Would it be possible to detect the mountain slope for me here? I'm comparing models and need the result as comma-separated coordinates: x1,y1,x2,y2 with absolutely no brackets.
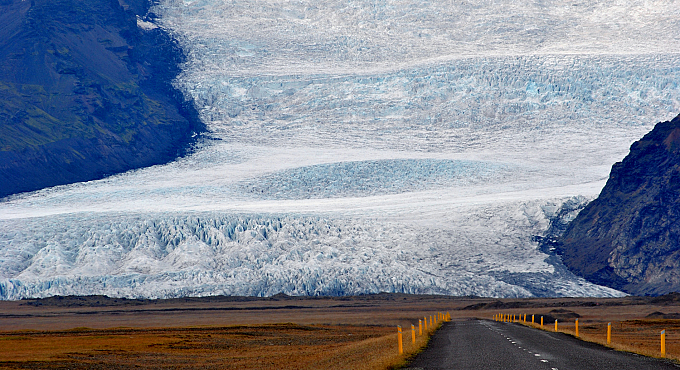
0,0,204,198
559,114,680,295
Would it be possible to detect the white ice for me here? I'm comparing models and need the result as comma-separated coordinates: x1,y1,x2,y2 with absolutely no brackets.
1,0,680,299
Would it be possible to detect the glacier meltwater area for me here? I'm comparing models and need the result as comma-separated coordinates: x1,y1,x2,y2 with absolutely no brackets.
1,0,680,299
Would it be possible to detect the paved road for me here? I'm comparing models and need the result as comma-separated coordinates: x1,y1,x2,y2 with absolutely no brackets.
405,320,680,370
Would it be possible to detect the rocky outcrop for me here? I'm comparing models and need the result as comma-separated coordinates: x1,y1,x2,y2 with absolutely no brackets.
558,114,680,295
0,0,204,198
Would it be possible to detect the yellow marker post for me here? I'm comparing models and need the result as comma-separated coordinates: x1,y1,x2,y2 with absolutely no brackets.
424,316,428,331
555,319,558,332
661,330,666,357
575,319,579,337
419,319,423,335
532,314,534,324
398,326,403,355
540,316,543,328
411,324,416,344
524,314,526,323
607,322,611,345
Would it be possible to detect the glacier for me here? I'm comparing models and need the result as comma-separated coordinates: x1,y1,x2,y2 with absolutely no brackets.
1,0,680,299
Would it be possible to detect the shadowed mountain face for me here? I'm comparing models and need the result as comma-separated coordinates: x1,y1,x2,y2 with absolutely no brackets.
559,114,680,296
0,0,204,198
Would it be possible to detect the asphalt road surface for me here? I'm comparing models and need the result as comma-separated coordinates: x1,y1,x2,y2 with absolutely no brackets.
404,320,680,370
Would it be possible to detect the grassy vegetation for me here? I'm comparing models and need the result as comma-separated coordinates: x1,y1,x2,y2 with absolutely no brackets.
2,294,680,368
0,81,92,151
503,311,680,363
0,294,458,369
0,322,441,369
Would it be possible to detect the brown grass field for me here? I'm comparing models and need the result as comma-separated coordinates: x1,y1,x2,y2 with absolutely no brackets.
0,293,679,369
517,309,680,362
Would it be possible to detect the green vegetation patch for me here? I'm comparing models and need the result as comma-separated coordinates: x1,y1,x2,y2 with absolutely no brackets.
0,81,92,151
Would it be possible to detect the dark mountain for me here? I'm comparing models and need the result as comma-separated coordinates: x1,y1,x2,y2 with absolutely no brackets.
0,0,205,198
558,113,680,296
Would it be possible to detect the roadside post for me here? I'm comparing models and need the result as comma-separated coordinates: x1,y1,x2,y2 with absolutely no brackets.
607,322,611,344
398,326,403,354
661,330,666,357
411,324,416,344
424,316,428,331
575,319,579,337
419,319,423,335
541,316,543,328
555,319,558,332
532,314,534,324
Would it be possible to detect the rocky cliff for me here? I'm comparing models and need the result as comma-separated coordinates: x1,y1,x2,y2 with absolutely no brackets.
558,114,680,295
0,0,204,198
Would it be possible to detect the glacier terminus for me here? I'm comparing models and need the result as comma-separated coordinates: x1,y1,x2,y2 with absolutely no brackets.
1,0,680,299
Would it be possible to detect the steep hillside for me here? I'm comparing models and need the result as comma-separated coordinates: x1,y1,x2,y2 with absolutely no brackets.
0,0,204,198
559,114,680,295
